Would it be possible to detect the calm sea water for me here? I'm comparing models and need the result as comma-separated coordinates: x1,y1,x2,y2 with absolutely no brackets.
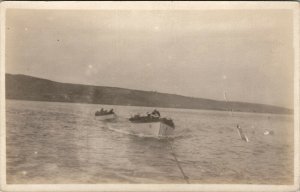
6,99,294,184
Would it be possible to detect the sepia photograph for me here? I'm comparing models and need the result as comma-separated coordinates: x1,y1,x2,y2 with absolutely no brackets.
0,1,299,192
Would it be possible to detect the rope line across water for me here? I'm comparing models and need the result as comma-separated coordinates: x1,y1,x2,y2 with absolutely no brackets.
166,137,190,184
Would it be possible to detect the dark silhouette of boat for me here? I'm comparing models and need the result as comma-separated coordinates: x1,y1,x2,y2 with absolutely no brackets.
95,108,116,120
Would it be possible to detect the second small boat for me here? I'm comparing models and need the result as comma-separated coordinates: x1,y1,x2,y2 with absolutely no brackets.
95,108,116,121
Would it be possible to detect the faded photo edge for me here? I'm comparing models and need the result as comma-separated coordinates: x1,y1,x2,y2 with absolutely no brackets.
0,1,299,192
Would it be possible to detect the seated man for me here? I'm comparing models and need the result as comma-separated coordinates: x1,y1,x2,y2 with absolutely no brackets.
151,109,161,118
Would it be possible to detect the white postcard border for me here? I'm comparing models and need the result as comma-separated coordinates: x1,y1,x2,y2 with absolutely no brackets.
0,1,299,192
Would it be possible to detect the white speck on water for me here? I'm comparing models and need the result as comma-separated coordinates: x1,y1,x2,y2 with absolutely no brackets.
24,28,28,31
34,151,38,155
22,171,27,175
222,75,227,80
88,65,93,69
154,26,160,31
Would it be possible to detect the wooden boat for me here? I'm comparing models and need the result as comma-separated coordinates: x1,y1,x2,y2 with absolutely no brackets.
95,109,116,121
95,113,116,121
128,111,175,137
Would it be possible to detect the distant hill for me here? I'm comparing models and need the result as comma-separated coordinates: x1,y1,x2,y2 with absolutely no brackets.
5,73,293,114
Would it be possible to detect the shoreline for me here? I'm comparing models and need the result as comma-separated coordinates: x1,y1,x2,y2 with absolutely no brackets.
5,98,294,116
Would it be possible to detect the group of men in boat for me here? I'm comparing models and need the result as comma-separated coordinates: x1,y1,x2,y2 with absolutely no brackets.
95,108,114,116
95,107,175,128
129,109,174,128
131,109,161,120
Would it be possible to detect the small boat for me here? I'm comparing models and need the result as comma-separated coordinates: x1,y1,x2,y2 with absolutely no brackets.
95,108,116,121
128,110,175,137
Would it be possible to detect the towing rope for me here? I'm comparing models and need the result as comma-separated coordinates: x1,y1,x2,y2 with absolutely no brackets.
166,137,190,184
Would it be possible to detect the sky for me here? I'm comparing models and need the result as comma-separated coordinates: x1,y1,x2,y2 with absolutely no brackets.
5,9,294,108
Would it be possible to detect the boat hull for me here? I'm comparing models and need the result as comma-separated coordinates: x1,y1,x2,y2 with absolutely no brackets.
95,114,116,121
129,122,174,137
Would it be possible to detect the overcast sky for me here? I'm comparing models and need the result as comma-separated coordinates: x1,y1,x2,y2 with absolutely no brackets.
5,9,294,108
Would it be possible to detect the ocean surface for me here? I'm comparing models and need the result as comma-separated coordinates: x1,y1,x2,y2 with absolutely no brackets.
6,99,294,184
